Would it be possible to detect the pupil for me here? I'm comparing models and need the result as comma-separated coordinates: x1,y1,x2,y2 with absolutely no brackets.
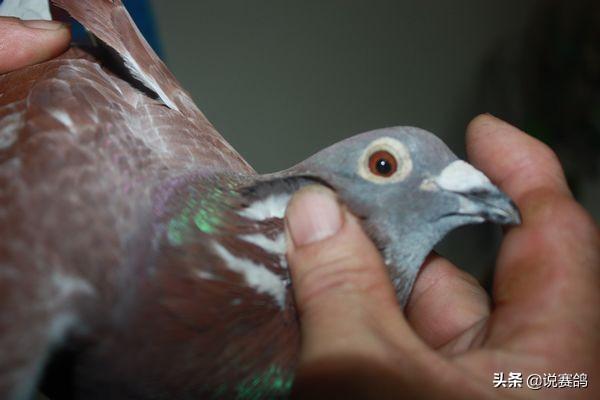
376,159,391,175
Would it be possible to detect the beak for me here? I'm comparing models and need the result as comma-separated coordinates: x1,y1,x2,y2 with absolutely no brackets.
457,187,521,225
424,160,521,225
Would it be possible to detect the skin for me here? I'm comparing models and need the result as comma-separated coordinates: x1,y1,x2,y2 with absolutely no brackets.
3,18,598,399
285,115,599,399
0,16,70,74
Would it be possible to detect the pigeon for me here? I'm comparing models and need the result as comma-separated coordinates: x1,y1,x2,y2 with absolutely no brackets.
0,0,520,399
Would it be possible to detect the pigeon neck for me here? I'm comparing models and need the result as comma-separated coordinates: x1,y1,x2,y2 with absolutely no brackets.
111,175,308,397
154,174,320,245
151,173,334,312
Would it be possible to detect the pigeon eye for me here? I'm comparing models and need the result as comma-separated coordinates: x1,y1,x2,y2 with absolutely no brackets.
368,151,397,177
358,137,412,184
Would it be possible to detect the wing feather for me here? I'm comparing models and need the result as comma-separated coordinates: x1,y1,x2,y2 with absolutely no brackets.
0,48,251,173
48,0,253,173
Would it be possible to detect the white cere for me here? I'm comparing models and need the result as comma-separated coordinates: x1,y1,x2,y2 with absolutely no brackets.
434,160,494,193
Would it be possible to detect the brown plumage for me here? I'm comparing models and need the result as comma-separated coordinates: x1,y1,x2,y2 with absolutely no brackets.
1,1,295,398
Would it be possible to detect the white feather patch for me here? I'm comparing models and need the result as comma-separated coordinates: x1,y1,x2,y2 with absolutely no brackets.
0,113,20,149
238,193,291,221
121,52,179,111
52,273,95,299
0,0,51,19
50,109,74,128
212,242,286,308
48,274,94,340
196,271,217,280
435,160,494,193
48,313,77,341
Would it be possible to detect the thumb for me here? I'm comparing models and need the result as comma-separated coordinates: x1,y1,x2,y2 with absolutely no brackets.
285,185,423,365
0,17,70,74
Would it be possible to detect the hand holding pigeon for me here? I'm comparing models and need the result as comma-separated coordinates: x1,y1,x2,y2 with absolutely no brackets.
287,114,600,399
0,1,596,399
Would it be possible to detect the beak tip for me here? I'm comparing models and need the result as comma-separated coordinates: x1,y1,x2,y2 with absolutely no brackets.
465,189,521,226
493,197,521,226
507,211,522,226
505,200,522,225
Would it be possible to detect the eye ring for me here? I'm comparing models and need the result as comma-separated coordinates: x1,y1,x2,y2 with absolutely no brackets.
357,137,413,184
368,150,397,177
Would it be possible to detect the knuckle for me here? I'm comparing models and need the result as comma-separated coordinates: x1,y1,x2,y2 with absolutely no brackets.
530,139,563,172
499,189,599,294
520,189,593,233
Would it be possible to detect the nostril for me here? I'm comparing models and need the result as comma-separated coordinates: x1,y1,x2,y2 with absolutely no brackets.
467,189,490,197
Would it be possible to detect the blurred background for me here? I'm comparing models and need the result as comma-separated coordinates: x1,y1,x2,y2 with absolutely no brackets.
84,0,600,284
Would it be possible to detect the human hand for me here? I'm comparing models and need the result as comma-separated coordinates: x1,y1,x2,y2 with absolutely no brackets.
284,114,599,399
0,16,70,74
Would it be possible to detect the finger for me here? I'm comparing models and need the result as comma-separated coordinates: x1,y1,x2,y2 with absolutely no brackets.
466,114,600,347
466,114,571,201
405,253,490,353
0,17,70,74
285,186,426,365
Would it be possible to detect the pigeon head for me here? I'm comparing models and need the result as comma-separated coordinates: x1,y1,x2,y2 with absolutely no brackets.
278,126,520,304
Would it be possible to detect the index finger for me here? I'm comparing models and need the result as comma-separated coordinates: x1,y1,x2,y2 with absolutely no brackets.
465,115,599,345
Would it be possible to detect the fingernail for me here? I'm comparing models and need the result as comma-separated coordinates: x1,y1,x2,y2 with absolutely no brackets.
22,19,67,31
286,186,343,246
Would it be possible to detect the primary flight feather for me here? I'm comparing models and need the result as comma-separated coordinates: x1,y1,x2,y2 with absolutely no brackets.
0,1,519,399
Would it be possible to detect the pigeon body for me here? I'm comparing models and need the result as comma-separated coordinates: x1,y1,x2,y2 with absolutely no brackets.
0,1,519,399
